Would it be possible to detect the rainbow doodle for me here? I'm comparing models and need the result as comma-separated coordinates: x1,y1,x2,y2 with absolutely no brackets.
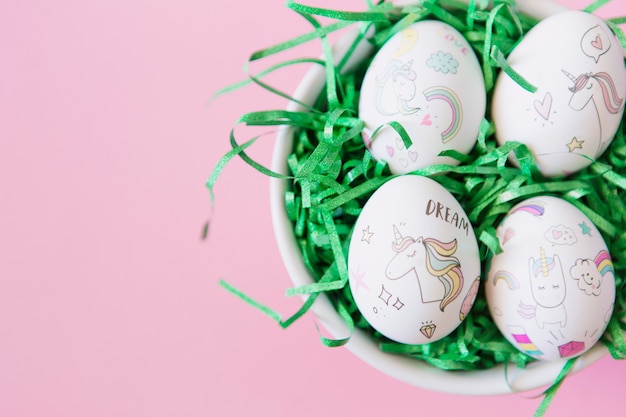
423,86,462,143
492,270,520,290
508,325,543,356
510,202,545,217
595,250,614,277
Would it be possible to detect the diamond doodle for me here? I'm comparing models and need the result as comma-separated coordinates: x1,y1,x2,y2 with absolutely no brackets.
420,322,436,339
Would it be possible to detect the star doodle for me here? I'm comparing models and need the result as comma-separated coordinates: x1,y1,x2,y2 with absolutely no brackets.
392,297,405,310
378,285,392,305
567,137,584,152
361,226,374,244
350,266,369,292
579,221,592,236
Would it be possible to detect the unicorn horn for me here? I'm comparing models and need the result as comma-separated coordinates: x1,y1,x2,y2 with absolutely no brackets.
540,247,549,277
561,69,576,82
393,225,403,245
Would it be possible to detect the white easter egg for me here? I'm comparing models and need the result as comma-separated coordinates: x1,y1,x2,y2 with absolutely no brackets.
492,11,626,177
348,175,481,344
485,196,616,361
359,20,486,174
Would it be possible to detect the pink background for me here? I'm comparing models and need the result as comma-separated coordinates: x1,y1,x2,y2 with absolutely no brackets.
1,0,625,416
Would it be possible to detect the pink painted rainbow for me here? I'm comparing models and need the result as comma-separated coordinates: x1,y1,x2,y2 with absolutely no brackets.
492,270,520,290
508,325,542,356
595,250,614,277
511,202,545,217
423,86,462,143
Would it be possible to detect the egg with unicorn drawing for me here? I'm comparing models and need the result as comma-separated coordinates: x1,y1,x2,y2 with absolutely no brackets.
358,20,486,175
347,175,481,344
491,10,626,178
485,196,616,361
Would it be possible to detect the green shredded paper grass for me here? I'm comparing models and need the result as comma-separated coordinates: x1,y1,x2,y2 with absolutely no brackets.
209,0,626,413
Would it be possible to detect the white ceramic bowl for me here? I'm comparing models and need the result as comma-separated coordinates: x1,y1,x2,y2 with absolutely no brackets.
270,0,621,395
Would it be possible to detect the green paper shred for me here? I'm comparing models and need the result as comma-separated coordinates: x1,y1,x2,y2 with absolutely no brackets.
208,1,626,415
583,0,612,13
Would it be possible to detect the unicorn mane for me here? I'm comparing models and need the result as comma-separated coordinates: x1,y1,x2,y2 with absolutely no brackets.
422,237,463,311
392,236,416,253
376,60,416,85
594,72,624,114
531,257,555,277
568,72,592,93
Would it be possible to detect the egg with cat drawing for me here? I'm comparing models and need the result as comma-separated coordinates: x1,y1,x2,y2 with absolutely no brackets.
485,196,615,361
358,20,486,174
347,175,481,344
491,10,626,177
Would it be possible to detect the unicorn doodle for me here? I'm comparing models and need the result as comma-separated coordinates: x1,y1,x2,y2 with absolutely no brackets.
562,69,624,155
375,59,422,116
385,225,464,311
527,247,567,329
373,59,463,144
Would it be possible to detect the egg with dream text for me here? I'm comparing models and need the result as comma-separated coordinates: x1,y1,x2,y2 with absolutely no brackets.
348,175,481,344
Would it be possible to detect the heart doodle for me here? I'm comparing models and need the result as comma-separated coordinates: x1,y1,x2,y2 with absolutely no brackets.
386,145,395,157
591,35,603,50
408,151,418,162
399,158,408,167
420,114,432,126
396,137,405,150
552,230,563,240
534,92,553,121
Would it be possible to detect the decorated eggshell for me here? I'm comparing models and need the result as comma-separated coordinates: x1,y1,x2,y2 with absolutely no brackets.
485,196,616,361
347,175,481,344
492,11,626,177
359,20,486,174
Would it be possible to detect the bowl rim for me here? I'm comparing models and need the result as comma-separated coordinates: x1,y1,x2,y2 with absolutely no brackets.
269,0,620,396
